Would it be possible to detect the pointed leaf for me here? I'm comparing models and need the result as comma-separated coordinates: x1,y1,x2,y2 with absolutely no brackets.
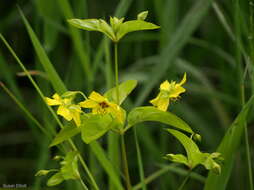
60,151,80,179
127,106,193,133
167,129,222,172
68,19,100,31
137,11,148,20
68,19,116,41
49,124,81,147
117,20,160,40
18,8,67,94
35,169,58,177
164,154,189,166
47,172,64,186
167,129,202,168
104,80,138,105
81,114,113,144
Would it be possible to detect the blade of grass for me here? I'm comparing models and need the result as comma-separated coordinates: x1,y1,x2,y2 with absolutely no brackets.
0,52,22,98
234,0,253,189
135,0,214,106
204,95,254,190
0,82,51,138
90,141,124,190
18,7,67,94
0,34,99,190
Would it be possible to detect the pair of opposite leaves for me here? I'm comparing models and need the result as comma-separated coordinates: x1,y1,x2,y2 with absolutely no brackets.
68,11,160,42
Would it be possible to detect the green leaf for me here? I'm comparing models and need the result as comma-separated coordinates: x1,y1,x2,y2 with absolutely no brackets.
137,11,148,20
35,169,58,177
61,91,80,99
167,129,202,168
47,172,64,186
104,80,138,105
81,114,113,144
68,18,116,41
166,129,222,172
68,19,101,31
127,106,193,133
117,20,160,41
49,124,80,147
164,154,188,166
60,151,80,180
204,95,254,190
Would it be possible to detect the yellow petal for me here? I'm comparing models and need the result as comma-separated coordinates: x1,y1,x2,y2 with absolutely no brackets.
79,99,97,108
45,97,61,106
157,98,170,111
150,95,160,107
169,86,186,98
89,91,106,102
160,80,170,91
107,103,124,123
57,106,72,121
71,111,81,127
52,93,61,101
150,92,170,111
179,73,187,86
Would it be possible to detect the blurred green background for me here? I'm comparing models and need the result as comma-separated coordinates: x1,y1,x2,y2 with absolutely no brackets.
0,0,253,189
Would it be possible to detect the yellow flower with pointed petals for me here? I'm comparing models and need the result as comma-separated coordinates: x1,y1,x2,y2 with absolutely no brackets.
150,73,187,111
79,91,124,123
45,93,82,127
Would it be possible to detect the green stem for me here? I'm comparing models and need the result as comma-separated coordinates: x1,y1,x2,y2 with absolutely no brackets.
241,85,253,190
80,178,89,190
134,128,147,190
177,170,192,190
114,43,120,104
68,140,100,190
234,0,253,189
121,135,132,190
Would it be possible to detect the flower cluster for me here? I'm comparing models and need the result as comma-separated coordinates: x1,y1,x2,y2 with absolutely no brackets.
45,91,124,128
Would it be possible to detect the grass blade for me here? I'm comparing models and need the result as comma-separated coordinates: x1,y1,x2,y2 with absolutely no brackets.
18,7,67,94
204,95,254,190
90,141,124,190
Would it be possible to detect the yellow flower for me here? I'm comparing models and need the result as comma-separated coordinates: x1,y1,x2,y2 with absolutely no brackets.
79,91,124,123
150,73,187,111
45,93,82,127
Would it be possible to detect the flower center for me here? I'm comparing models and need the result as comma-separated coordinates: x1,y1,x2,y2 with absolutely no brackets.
99,101,109,109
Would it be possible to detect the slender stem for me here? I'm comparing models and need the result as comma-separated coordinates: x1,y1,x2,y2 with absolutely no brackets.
121,135,132,190
241,84,253,190
235,0,253,189
68,140,100,190
177,170,192,190
114,43,120,104
134,128,147,190
80,178,89,190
